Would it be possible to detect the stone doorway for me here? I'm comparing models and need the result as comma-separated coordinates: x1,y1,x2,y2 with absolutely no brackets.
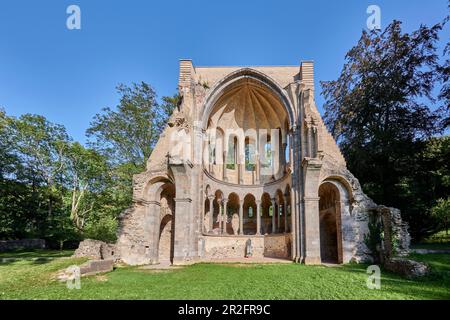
318,182,343,264
158,184,175,264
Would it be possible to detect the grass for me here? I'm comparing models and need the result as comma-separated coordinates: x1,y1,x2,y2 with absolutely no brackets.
1,250,449,300
411,230,450,250
0,249,75,259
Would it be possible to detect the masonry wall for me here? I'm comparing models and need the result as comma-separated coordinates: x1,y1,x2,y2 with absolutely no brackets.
264,234,292,259
201,236,265,259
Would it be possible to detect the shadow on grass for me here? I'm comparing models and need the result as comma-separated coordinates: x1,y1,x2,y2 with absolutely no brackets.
0,249,74,259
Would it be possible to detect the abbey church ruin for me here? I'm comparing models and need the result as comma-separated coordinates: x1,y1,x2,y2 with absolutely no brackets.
113,60,410,266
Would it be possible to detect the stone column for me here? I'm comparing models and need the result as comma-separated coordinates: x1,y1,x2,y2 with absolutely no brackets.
302,157,323,265
208,195,214,233
147,201,161,264
271,198,276,234
222,199,228,234
256,200,261,235
172,197,192,265
239,199,244,235
307,126,312,157
255,151,260,184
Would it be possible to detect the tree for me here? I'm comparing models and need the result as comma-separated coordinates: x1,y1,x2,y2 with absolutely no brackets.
321,20,446,240
0,108,21,179
64,142,109,230
431,197,450,235
86,83,178,223
87,82,174,168
437,5,449,128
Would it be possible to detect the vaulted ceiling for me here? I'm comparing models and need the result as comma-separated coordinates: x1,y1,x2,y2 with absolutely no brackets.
207,79,288,132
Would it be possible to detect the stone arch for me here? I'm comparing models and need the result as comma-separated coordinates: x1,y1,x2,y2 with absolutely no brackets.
227,193,240,235
321,175,353,205
157,182,175,264
261,192,272,234
318,182,343,264
212,189,224,232
320,177,354,263
142,176,174,202
284,184,292,232
200,68,296,131
275,189,285,233
243,193,257,235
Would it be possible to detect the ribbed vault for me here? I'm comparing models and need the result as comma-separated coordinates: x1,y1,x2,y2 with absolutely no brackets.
207,79,288,131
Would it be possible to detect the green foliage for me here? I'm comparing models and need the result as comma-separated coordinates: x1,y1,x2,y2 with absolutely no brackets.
0,82,176,244
321,19,449,241
86,82,173,167
1,253,450,299
83,215,118,243
431,197,450,235
364,216,383,262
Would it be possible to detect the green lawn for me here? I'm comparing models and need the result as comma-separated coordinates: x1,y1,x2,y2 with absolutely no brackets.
411,230,450,250
0,251,449,300
0,249,75,259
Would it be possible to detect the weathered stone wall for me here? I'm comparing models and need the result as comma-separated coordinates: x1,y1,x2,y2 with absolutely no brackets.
201,236,265,259
73,239,117,261
0,239,45,252
116,204,155,265
264,234,291,259
320,158,378,263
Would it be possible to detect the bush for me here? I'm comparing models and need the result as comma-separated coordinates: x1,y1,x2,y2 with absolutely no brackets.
83,215,118,243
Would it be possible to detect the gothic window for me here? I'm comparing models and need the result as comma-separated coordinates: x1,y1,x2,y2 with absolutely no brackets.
248,206,253,218
262,140,272,168
245,138,255,171
226,136,237,169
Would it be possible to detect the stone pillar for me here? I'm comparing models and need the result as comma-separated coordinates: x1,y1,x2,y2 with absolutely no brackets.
302,157,323,265
256,199,261,235
147,201,161,264
222,199,228,234
172,197,192,265
307,126,312,157
255,151,260,184
208,195,214,233
271,198,276,234
239,199,244,235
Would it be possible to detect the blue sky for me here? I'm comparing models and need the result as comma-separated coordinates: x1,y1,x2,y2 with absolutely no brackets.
0,0,448,143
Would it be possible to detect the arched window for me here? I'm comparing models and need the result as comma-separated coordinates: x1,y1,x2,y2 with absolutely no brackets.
285,133,291,164
262,137,272,168
248,206,253,218
209,143,216,165
226,136,237,169
245,138,256,171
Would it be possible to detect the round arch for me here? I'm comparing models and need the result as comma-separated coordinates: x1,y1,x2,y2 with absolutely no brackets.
318,181,343,264
200,68,296,130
